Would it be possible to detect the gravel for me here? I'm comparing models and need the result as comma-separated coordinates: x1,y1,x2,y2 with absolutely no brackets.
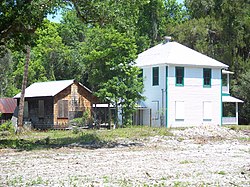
0,126,249,186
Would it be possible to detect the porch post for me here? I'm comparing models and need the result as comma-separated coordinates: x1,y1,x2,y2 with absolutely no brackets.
227,73,230,93
236,102,239,125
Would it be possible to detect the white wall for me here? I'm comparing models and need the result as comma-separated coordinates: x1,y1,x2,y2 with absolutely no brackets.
168,65,221,127
141,65,222,127
141,65,167,127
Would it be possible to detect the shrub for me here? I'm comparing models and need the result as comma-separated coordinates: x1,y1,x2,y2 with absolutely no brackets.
0,120,15,134
71,118,84,127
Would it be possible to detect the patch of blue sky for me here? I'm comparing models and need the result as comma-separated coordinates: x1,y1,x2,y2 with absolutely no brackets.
47,9,63,23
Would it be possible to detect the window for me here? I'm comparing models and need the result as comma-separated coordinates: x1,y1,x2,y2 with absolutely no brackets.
203,101,212,120
175,101,185,120
152,67,159,86
58,100,68,118
38,100,44,118
203,68,212,87
175,67,184,86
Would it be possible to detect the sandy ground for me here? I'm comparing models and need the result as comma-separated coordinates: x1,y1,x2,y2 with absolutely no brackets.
0,126,250,187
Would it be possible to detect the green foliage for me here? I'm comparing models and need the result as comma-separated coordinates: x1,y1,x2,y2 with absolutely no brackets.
0,0,65,49
232,70,250,124
71,109,92,127
82,27,144,127
0,120,14,134
0,46,13,97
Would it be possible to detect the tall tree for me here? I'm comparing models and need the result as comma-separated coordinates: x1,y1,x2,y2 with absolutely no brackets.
82,28,144,127
0,0,64,130
0,45,12,97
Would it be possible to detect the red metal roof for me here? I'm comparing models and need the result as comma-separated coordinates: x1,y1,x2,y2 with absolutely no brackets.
0,98,17,114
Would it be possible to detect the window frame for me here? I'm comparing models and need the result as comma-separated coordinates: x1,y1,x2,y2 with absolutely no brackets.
203,68,212,88
152,67,159,86
175,67,184,86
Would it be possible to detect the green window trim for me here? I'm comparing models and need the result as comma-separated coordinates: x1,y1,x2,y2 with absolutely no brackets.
175,67,184,86
203,68,212,88
152,67,159,86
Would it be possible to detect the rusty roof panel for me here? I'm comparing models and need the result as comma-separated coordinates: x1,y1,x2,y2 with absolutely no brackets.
0,98,17,114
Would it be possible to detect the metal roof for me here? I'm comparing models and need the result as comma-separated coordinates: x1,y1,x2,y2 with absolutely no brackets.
0,98,17,114
135,41,228,68
222,95,243,103
14,79,92,98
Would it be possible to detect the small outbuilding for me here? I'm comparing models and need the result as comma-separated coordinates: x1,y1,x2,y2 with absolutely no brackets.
0,98,17,124
14,80,98,129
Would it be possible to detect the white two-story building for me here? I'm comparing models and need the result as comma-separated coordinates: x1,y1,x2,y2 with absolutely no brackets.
135,39,243,127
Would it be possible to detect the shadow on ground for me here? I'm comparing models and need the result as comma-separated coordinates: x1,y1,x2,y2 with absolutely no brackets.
0,133,144,151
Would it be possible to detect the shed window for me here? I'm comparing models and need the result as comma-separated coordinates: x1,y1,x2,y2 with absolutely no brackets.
203,68,212,87
175,101,185,120
38,100,44,118
152,67,159,86
58,100,68,118
175,67,184,86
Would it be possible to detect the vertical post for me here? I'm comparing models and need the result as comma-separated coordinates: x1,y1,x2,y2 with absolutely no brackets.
236,102,239,125
227,73,230,94
108,103,111,129
161,89,164,127
149,108,152,127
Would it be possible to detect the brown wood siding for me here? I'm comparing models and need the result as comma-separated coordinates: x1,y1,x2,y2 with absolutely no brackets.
53,83,96,126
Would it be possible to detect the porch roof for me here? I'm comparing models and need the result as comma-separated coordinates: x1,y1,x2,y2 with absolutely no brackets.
222,95,243,103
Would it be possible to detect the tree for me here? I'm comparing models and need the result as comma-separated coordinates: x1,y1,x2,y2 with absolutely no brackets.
0,45,12,97
0,0,64,130
137,0,166,46
71,0,147,32
17,46,30,131
233,70,250,124
82,28,144,127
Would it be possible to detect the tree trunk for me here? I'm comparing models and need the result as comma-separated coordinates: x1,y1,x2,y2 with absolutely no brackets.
17,45,30,133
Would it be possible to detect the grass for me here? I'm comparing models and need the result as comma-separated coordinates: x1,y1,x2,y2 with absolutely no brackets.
0,126,173,151
179,160,193,164
223,125,250,131
217,171,226,175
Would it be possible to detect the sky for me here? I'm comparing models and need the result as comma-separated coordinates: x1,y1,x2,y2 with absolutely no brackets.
47,0,185,23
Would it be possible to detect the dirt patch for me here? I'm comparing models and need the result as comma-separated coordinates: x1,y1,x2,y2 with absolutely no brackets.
0,126,249,186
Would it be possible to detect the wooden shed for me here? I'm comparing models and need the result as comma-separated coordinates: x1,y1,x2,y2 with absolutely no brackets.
14,80,98,129
0,98,17,124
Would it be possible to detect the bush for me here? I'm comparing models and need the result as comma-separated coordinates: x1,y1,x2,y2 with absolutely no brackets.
72,126,80,134
70,118,84,127
0,120,15,134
